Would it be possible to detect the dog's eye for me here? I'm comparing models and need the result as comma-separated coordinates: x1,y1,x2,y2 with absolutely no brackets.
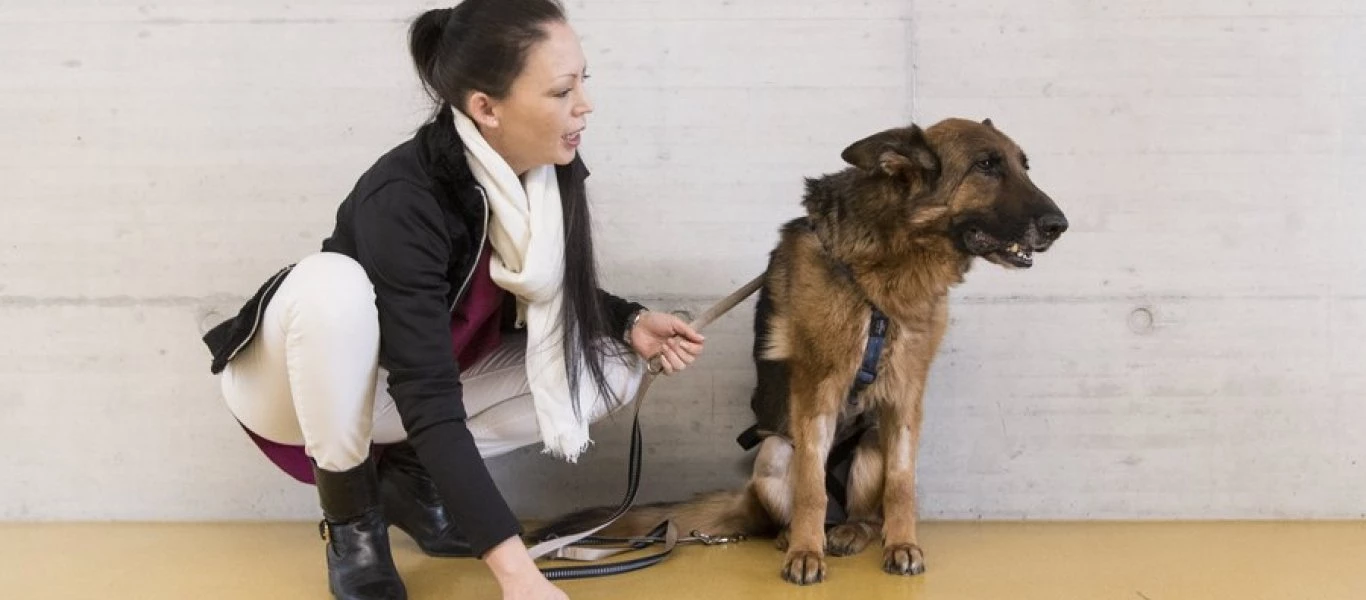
974,158,997,172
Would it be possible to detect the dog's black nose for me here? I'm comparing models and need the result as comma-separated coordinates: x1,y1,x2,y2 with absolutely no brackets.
1037,213,1068,239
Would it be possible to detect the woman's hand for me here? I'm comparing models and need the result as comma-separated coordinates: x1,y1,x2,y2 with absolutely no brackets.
629,310,705,375
483,537,570,600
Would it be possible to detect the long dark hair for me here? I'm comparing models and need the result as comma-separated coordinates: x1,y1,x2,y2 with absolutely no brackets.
409,0,626,418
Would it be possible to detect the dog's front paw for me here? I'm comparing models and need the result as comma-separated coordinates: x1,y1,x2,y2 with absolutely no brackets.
826,522,878,556
781,550,827,585
882,543,925,576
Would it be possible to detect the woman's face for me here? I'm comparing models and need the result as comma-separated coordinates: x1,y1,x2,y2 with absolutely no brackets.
474,20,592,176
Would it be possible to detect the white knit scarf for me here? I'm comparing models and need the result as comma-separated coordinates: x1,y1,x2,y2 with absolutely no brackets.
452,107,596,462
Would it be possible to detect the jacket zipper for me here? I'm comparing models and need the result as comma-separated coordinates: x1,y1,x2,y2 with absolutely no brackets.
224,265,293,363
450,184,491,312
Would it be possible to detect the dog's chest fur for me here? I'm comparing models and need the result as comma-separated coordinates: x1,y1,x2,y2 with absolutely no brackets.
753,219,966,443
836,302,945,421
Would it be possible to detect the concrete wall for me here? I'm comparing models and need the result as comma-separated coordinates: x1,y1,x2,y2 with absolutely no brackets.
3,0,1362,521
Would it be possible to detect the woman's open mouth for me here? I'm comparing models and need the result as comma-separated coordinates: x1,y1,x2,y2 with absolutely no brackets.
563,129,583,148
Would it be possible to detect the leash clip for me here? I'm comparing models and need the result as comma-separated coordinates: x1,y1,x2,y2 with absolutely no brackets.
689,530,746,545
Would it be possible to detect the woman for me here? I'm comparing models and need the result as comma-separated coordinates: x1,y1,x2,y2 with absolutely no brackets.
201,1,704,598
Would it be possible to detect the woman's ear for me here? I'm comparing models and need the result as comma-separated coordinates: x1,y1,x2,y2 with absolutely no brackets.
465,92,500,129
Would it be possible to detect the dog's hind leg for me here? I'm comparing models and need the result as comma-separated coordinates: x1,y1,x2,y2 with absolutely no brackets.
748,436,794,551
827,427,883,556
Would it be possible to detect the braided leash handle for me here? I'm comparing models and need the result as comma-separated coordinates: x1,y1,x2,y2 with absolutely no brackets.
527,275,764,572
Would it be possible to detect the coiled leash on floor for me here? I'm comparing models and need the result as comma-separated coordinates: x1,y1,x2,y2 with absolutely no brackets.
528,275,765,580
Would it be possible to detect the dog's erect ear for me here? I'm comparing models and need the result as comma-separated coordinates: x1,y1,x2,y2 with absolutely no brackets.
840,125,939,178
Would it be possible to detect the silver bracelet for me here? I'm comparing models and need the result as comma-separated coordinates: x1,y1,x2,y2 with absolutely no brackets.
622,308,648,346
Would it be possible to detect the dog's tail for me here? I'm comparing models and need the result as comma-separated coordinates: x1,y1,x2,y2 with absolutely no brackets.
530,485,777,543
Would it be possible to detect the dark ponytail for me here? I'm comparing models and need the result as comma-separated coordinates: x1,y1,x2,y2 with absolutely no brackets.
408,8,453,104
408,1,629,418
409,0,565,116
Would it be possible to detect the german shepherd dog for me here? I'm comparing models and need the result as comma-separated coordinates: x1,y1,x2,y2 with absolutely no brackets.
539,118,1067,584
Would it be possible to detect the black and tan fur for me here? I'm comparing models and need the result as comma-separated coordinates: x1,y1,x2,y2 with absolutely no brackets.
538,118,1067,584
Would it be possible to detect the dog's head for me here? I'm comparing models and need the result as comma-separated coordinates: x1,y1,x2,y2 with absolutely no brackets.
840,118,1067,268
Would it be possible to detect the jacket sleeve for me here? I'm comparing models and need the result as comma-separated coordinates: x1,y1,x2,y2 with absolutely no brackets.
352,180,520,557
598,290,646,342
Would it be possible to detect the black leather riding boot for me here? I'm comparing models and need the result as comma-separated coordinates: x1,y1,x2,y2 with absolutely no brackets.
314,457,408,600
377,441,475,558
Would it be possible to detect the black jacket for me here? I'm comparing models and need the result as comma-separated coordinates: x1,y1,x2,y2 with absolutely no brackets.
202,119,643,556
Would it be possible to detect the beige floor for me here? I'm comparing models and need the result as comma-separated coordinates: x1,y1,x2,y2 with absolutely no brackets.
4,521,1365,599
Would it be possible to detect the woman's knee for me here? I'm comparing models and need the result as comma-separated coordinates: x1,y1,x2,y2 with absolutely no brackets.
587,355,645,422
281,252,377,328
